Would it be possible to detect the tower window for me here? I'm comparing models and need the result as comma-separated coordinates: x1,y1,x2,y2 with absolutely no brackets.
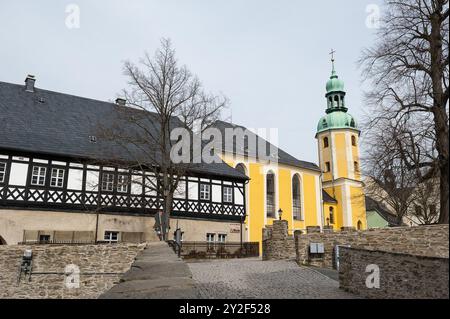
325,162,331,173
323,137,329,148
334,95,339,107
351,135,357,146
357,220,363,230
354,161,359,172
329,207,335,224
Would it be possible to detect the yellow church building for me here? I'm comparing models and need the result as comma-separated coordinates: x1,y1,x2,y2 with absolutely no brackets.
214,60,367,245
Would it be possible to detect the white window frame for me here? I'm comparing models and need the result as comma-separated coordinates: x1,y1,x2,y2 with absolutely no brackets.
206,233,215,243
0,161,6,183
218,234,227,243
200,183,211,201
223,186,233,203
104,231,119,243
50,168,65,188
117,174,129,193
102,173,114,192
31,166,46,186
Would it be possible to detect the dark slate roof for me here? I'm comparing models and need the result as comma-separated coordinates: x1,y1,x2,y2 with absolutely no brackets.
0,80,248,180
365,196,403,227
212,120,320,172
322,190,337,204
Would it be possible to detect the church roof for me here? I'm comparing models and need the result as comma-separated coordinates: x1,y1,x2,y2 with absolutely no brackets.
212,120,321,172
322,190,337,204
0,80,248,180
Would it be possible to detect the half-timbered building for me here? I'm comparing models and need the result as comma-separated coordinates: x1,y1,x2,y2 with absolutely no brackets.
0,76,248,245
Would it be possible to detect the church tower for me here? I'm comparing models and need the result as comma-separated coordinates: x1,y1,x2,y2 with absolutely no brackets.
316,54,367,230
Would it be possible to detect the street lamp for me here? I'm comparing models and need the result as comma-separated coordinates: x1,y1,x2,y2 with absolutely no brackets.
278,208,283,221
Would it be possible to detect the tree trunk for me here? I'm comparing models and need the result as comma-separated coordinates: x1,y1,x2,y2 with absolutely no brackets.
430,8,449,224
162,192,173,241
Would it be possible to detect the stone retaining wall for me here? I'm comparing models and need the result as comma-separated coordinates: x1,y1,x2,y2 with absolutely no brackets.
296,224,449,268
262,221,296,260
339,247,449,299
0,243,145,299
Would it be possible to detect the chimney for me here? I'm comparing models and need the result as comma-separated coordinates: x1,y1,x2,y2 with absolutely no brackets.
25,75,36,92
115,98,126,106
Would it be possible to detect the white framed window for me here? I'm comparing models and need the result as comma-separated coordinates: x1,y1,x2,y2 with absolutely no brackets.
206,233,215,243
104,231,119,243
50,168,65,188
223,186,233,203
0,162,6,183
31,166,46,186
200,183,210,200
218,234,227,243
102,173,114,191
117,174,129,193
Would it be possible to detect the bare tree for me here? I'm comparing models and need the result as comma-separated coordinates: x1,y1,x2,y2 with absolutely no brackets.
363,120,418,225
409,177,440,224
99,38,227,240
360,0,449,223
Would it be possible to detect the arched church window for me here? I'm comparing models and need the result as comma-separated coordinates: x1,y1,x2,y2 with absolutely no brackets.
292,175,302,220
351,135,356,146
329,207,335,224
323,137,329,148
266,172,276,219
357,220,363,230
354,161,359,172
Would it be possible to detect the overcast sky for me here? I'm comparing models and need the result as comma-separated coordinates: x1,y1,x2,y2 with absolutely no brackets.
0,0,383,164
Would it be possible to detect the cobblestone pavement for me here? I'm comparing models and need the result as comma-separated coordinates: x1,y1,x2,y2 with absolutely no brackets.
187,258,358,299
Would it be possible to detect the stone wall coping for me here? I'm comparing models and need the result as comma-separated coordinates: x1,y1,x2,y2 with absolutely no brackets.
340,246,450,261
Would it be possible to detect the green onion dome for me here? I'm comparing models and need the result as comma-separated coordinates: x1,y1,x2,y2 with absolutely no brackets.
317,111,358,133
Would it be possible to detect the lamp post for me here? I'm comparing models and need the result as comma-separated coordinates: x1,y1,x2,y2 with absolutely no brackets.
278,208,283,221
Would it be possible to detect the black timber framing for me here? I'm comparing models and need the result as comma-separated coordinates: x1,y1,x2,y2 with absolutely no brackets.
0,149,246,222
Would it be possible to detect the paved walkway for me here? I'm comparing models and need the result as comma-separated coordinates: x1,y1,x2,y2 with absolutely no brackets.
100,242,199,299
188,258,358,299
